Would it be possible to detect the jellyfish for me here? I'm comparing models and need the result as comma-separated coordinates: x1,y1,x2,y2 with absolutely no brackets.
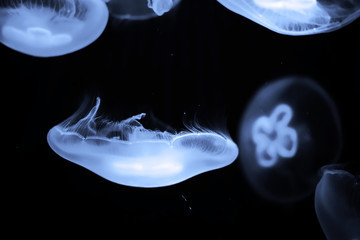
217,0,360,35
315,164,360,240
47,97,238,188
0,0,109,57
238,77,342,202
106,0,180,20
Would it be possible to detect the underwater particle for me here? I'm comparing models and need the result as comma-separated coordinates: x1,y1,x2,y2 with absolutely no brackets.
0,0,109,57
315,164,360,240
238,76,342,202
217,0,360,35
47,97,238,188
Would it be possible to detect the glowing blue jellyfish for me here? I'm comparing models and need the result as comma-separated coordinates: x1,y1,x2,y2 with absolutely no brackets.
238,77,342,202
106,0,180,20
252,104,298,168
0,0,109,57
315,164,360,239
217,0,360,35
47,98,238,188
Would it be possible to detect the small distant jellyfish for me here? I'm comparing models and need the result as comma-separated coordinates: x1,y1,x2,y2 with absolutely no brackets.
47,97,238,188
106,0,180,20
238,77,342,202
0,0,109,57
217,0,360,35
315,164,360,240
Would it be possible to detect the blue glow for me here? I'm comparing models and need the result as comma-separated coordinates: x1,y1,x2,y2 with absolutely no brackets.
252,104,298,168
148,0,177,16
217,0,360,35
315,164,360,239
47,98,238,188
0,0,109,57
106,0,180,20
238,77,342,202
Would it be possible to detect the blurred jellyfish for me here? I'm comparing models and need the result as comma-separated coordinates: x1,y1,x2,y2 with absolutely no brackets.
0,0,109,57
217,0,360,35
106,0,180,20
252,103,298,168
238,77,342,202
315,164,360,240
47,97,238,188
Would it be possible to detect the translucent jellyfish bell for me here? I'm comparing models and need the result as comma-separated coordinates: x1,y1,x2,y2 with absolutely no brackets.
217,0,360,35
106,0,180,20
238,77,342,202
315,164,360,240
0,0,109,57
47,98,238,188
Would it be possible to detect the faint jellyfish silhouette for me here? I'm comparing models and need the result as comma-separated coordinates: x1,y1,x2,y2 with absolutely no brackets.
0,0,109,57
217,0,360,35
238,77,342,202
106,0,180,20
315,164,360,240
47,97,238,188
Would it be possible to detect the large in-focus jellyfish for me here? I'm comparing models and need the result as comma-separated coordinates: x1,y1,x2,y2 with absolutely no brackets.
0,0,109,57
315,164,360,240
47,98,238,188
106,0,181,20
238,77,342,202
217,0,360,35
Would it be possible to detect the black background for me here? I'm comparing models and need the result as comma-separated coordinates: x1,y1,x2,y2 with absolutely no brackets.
10,0,359,238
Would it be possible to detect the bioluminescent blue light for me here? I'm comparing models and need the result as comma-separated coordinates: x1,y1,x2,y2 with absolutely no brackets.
47,97,238,188
0,0,109,57
106,0,180,20
315,164,360,239
252,103,298,168
148,0,177,16
238,76,342,202
217,0,360,35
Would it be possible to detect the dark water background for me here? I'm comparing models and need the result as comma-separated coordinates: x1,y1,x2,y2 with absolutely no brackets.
10,0,359,238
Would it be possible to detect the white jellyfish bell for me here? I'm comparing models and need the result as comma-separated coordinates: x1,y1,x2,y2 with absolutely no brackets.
0,0,109,57
217,0,360,35
47,97,239,188
315,163,360,239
